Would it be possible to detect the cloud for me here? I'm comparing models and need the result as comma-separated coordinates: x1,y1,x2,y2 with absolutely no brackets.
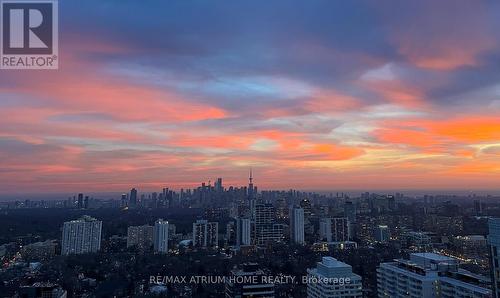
2,1,500,192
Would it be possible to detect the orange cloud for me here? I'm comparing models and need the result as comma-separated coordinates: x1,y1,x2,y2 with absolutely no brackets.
450,161,500,174
375,116,500,148
312,144,364,161
374,127,437,148
0,107,148,142
168,134,254,150
0,36,227,124
16,78,227,123
429,117,500,142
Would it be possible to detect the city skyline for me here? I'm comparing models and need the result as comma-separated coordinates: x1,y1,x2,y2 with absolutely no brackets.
2,1,500,193
1,171,500,198
2,174,498,297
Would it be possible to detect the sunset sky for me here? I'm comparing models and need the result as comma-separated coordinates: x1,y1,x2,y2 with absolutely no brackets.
1,0,500,193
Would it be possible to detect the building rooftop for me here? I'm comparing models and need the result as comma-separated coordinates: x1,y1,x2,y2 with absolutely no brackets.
320,257,349,268
68,215,99,222
411,252,455,262
307,257,361,280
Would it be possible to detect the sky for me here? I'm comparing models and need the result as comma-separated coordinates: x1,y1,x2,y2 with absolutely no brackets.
1,0,500,193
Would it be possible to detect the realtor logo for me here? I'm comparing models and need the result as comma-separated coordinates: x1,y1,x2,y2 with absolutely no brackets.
1,0,58,69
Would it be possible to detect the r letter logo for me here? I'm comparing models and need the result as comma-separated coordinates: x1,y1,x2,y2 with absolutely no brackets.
1,0,58,69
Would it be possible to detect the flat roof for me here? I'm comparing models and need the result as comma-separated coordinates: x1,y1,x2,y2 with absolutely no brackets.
321,257,349,268
411,252,455,262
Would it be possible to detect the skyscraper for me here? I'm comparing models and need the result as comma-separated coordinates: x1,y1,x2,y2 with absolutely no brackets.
319,217,350,242
343,201,356,223
61,216,102,255
192,219,219,248
236,217,252,246
475,199,484,216
154,219,169,253
83,196,89,209
129,188,138,207
226,221,236,245
215,177,223,192
307,257,362,298
127,225,154,251
332,217,350,242
300,199,312,218
489,218,500,297
319,218,333,242
121,193,127,207
387,195,396,211
77,193,83,209
255,202,282,245
290,207,305,245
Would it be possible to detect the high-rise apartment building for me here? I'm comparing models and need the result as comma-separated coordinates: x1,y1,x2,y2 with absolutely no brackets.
215,177,224,192
255,202,283,245
127,225,154,251
319,218,332,242
154,219,169,253
319,217,350,242
344,201,356,224
193,219,219,248
475,199,484,216
61,216,102,255
290,207,305,245
237,217,252,246
129,188,138,207
300,199,312,218
77,193,83,209
332,217,350,242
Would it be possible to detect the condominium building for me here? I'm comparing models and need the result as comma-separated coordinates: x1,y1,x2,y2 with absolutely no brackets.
307,256,363,298
61,216,102,255
154,219,169,253
127,225,154,251
290,207,305,245
193,219,219,248
236,217,252,246
255,203,283,246
319,217,350,242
